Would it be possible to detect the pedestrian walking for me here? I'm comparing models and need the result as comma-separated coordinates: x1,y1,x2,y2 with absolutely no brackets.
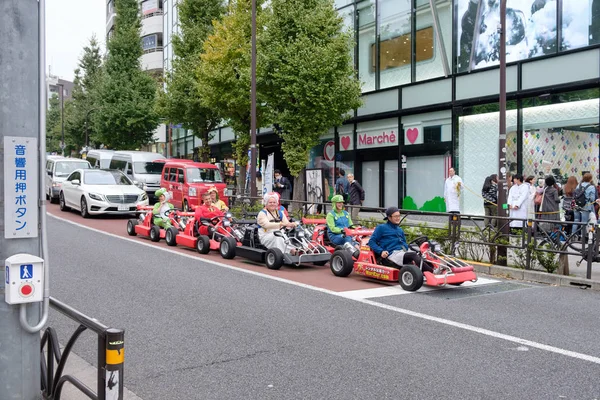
347,173,365,222
481,174,498,227
273,169,292,208
444,168,463,213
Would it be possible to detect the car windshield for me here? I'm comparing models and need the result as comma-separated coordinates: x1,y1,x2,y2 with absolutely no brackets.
133,161,164,174
186,167,223,183
55,161,90,177
84,170,133,185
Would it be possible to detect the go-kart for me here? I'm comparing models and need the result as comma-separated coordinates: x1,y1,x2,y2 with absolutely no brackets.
233,224,330,270
194,212,247,259
330,235,477,291
126,205,182,245
301,218,374,255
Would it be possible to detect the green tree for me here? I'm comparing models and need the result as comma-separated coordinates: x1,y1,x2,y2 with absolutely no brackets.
260,0,361,200
65,36,103,152
46,94,63,154
197,0,268,188
158,0,224,162
95,0,159,150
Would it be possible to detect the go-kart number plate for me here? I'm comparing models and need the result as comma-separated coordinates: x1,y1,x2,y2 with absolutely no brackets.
118,205,129,211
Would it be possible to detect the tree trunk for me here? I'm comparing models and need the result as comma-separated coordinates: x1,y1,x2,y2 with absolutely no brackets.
292,169,306,214
558,253,570,275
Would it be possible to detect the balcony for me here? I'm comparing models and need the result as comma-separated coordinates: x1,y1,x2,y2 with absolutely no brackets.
141,14,163,37
141,50,163,72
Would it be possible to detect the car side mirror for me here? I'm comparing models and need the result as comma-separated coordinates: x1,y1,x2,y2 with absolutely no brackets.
72,179,80,185
47,171,53,177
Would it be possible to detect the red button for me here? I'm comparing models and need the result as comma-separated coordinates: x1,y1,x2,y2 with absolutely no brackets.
20,284,33,296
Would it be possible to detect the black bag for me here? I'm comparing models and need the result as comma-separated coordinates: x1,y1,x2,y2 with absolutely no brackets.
573,183,590,208
336,182,349,202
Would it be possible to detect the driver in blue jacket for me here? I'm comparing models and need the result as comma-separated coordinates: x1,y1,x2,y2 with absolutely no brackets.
368,207,435,273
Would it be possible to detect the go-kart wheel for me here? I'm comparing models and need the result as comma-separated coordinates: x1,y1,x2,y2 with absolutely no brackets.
220,237,237,259
166,227,179,246
265,248,284,270
196,235,210,254
127,219,138,236
59,192,70,211
150,225,161,242
398,264,424,292
330,250,354,277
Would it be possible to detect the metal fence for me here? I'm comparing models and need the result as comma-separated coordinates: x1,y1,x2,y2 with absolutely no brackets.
41,297,124,400
229,196,600,278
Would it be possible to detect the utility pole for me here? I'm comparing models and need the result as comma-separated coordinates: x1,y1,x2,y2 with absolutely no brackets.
1,0,44,398
497,0,509,265
249,0,257,198
57,83,65,156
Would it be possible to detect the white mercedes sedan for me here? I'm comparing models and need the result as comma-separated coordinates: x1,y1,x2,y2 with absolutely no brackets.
59,169,149,218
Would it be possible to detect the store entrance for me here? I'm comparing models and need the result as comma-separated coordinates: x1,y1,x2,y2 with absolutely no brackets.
356,147,400,208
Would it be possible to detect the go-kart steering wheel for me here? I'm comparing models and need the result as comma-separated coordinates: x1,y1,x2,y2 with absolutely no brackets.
211,216,221,225
407,236,428,252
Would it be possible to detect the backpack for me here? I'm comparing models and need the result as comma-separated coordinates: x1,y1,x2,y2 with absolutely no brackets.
336,181,348,202
573,183,590,208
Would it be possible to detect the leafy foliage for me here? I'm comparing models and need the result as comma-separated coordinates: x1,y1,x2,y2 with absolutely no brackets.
260,0,362,177
65,36,103,152
95,0,159,150
197,0,269,171
46,94,63,154
158,0,224,161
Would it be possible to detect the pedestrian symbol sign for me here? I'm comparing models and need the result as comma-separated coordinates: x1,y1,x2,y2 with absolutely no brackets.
20,264,33,279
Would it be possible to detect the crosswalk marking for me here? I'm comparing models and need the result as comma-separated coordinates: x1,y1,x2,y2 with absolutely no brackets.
338,277,499,300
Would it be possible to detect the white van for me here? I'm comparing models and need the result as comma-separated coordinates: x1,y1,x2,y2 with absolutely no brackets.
108,151,166,201
46,158,92,203
86,149,114,169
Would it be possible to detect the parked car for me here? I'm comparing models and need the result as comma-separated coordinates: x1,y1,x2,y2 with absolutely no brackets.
45,158,91,203
86,149,114,169
108,151,166,202
160,160,228,211
58,169,149,218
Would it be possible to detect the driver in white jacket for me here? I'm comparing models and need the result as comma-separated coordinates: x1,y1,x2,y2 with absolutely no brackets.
444,168,463,213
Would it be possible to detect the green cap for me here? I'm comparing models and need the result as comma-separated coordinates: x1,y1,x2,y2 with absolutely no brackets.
331,194,345,204
155,188,168,198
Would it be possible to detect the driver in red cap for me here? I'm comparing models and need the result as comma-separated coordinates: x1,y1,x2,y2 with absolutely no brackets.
368,207,435,273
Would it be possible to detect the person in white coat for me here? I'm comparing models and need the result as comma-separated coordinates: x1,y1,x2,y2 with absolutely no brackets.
257,192,297,253
507,174,529,229
444,168,463,213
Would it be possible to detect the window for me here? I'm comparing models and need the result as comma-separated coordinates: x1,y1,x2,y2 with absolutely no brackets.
84,171,133,185
67,172,80,182
55,161,90,177
423,126,441,144
177,168,184,183
110,159,127,172
372,27,434,72
357,0,375,92
163,168,169,181
186,168,223,183
133,162,165,174
168,168,177,182
378,0,411,89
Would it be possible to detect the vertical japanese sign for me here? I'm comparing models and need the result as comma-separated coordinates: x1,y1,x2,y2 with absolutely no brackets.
264,153,274,195
4,137,38,239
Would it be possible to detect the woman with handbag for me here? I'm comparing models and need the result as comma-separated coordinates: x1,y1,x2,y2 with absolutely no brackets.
538,176,561,234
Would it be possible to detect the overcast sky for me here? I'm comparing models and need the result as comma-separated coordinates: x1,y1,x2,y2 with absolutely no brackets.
46,0,106,82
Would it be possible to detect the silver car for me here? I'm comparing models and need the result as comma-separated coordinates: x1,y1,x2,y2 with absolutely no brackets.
59,169,149,218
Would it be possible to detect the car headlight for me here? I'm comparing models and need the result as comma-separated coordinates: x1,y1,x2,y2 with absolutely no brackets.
140,192,148,201
223,219,231,227
133,180,144,189
52,182,61,187
189,187,197,196
88,192,104,201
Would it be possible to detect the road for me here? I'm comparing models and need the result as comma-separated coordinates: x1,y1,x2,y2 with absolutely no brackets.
46,204,600,399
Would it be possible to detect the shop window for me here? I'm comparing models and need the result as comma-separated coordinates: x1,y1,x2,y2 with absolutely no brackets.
357,0,376,92
423,126,441,144
561,1,600,50
362,161,379,207
372,27,433,72
378,0,411,89
416,0,451,81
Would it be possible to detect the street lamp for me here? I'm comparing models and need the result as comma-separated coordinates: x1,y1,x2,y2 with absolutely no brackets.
56,83,65,156
84,107,98,154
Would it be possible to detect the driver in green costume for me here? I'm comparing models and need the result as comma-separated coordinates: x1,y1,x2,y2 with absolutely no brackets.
153,188,175,228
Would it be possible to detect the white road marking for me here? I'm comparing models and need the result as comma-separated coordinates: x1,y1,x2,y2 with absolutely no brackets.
338,277,499,300
49,213,600,366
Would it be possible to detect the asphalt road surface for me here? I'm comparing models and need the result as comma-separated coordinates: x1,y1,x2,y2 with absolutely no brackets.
46,207,600,400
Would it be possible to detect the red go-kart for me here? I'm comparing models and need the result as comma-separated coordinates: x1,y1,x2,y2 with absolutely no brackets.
329,235,477,292
302,218,374,255
194,213,245,259
127,205,182,245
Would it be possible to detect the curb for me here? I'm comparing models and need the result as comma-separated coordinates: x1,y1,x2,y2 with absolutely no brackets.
471,264,600,290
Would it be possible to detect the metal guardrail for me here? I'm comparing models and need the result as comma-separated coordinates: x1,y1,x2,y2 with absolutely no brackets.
230,196,600,278
41,297,124,400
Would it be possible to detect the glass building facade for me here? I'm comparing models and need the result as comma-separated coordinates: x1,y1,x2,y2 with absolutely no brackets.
171,0,600,214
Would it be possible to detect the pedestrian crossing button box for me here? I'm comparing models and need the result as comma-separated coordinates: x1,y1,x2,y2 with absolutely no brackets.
4,254,44,305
